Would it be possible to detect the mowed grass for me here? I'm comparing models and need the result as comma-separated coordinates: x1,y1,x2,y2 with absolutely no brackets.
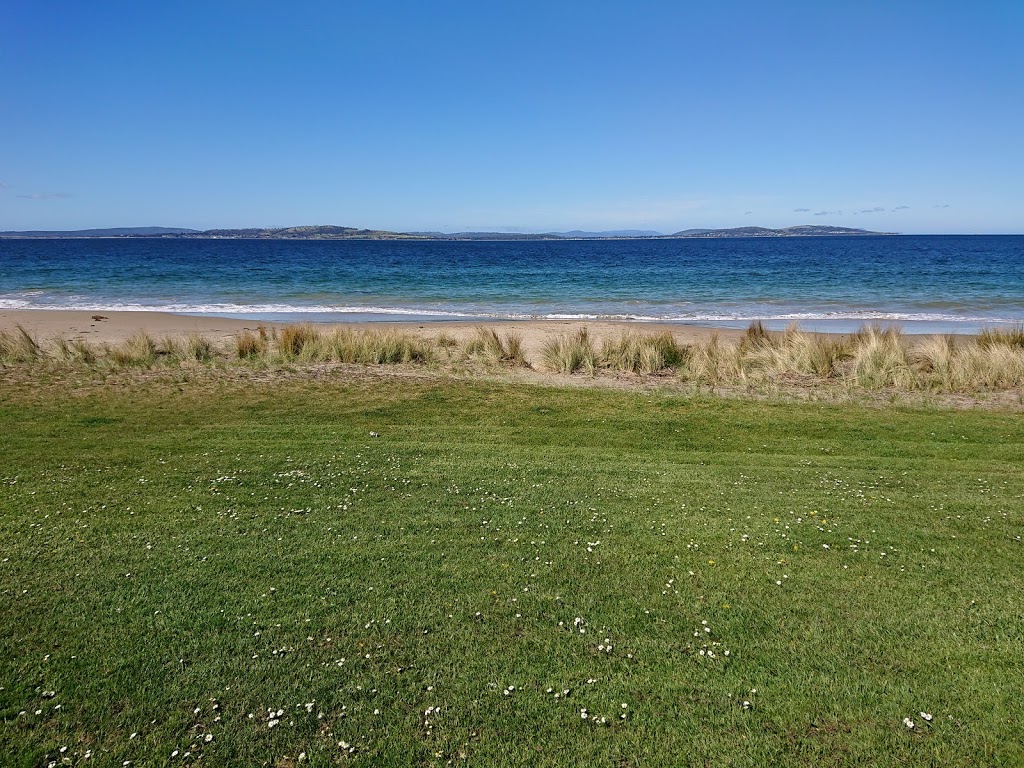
1,377,1022,766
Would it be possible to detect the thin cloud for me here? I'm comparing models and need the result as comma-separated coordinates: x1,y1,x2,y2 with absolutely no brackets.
744,210,752,215
932,203,950,209
17,192,71,200
793,208,811,213
859,207,885,214
813,210,842,216
893,205,911,211
0,180,10,189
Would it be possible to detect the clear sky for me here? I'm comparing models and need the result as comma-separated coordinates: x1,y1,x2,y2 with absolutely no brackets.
2,1,1022,234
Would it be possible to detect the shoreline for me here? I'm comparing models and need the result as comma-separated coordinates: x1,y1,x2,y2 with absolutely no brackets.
0,309,1000,345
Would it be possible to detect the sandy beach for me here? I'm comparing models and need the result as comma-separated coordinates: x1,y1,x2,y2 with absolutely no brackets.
0,309,748,360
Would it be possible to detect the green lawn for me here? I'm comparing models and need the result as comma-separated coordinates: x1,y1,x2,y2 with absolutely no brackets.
1,376,1022,766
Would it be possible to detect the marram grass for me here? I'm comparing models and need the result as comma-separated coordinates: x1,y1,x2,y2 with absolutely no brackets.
279,322,320,359
736,323,850,379
186,332,215,362
463,327,527,366
106,331,158,367
542,327,598,374
976,324,1024,350
235,329,267,359
0,325,43,363
3,322,1024,395
602,332,686,374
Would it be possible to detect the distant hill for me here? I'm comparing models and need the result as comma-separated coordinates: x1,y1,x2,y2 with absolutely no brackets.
666,228,715,237
668,225,894,238
549,230,664,238
0,224,896,240
422,231,562,241
407,231,561,240
197,225,419,240
0,226,198,238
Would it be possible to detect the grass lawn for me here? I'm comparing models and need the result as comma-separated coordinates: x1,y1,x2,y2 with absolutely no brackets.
1,375,1022,766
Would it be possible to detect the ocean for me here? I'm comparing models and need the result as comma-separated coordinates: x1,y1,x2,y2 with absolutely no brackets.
1,235,1022,334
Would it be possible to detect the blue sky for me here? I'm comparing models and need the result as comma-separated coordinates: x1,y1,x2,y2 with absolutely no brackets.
2,1,1022,233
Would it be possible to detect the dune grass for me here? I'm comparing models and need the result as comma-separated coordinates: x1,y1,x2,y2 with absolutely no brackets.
186,332,215,362
848,325,917,390
279,322,320,359
6,324,435,371
977,324,1024,350
107,331,158,367
1,376,1022,766
0,325,43,364
237,324,434,366
542,327,598,374
235,329,267,359
3,322,1024,397
434,332,459,350
735,323,851,380
533,323,1024,394
463,327,527,366
309,328,433,364
50,335,97,365
602,331,686,374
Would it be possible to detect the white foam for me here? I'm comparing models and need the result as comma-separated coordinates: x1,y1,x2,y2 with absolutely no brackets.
1,299,1021,326
0,300,478,318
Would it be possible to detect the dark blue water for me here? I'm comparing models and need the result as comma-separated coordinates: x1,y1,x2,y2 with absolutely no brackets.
1,235,1022,333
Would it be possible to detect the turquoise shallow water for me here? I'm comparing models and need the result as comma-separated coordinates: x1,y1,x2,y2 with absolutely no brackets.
1,235,1022,333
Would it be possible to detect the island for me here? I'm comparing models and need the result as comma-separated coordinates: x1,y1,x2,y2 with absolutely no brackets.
0,224,895,240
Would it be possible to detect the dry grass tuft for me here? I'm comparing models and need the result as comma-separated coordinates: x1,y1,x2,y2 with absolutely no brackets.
355,330,432,364
543,328,598,375
680,332,739,385
738,324,850,379
738,321,776,354
910,334,1024,391
913,335,958,390
850,325,917,389
180,325,435,366
51,336,98,365
946,343,1024,390
185,333,215,362
235,331,266,359
71,338,97,365
50,336,74,362
297,327,433,364
279,323,320,359
0,325,43,364
603,332,686,374
678,324,854,385
977,325,1024,350
109,332,158,367
464,327,527,365
159,336,184,359
6,319,1024,397
782,327,850,378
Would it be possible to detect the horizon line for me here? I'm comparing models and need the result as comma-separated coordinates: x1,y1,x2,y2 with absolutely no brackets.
3,223,1023,237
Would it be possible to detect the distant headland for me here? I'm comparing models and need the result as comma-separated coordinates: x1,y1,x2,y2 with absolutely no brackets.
0,224,896,240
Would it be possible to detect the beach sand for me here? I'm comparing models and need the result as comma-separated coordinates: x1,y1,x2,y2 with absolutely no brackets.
0,309,748,360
